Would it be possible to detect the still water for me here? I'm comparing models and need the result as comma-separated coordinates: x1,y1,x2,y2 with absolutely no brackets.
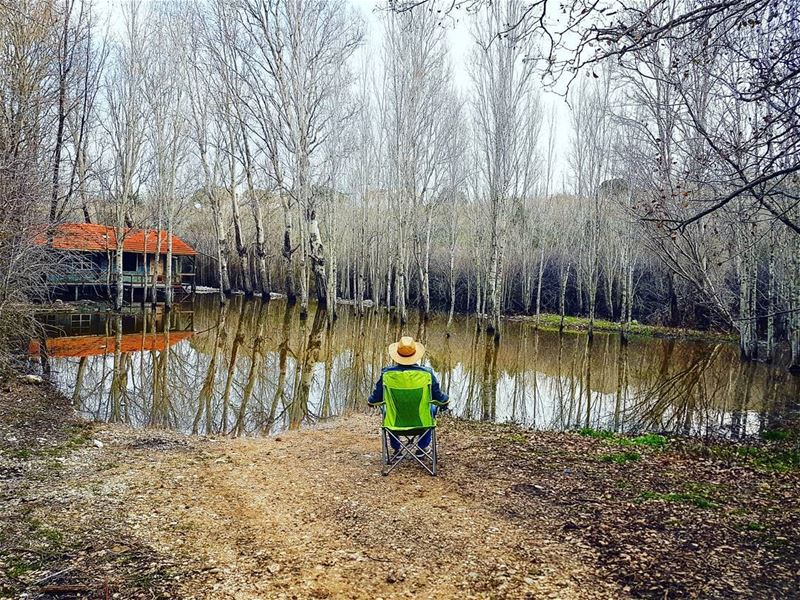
31,295,799,438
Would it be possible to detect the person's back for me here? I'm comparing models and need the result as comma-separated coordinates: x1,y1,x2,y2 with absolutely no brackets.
368,336,448,454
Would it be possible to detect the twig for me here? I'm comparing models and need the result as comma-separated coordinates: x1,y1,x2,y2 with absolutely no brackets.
33,564,76,586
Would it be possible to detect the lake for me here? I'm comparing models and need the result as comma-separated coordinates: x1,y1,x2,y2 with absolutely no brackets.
31,295,799,439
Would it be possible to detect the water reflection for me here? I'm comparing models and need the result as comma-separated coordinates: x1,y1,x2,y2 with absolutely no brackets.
32,296,799,438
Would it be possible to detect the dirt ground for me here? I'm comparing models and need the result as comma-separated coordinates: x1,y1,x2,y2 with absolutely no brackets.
1,379,798,599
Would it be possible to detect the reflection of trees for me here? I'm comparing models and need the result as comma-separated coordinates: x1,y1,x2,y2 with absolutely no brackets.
288,307,326,430
344,313,365,415
42,295,799,438
193,305,226,434
109,314,127,423
463,322,482,420
151,311,175,428
614,339,629,432
581,335,592,429
627,344,723,434
263,303,294,433
320,315,336,419
233,301,269,436
219,300,245,433
73,356,87,405
480,330,499,421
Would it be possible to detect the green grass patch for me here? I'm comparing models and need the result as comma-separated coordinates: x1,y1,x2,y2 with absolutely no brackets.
639,490,717,509
526,313,734,341
37,425,92,458
731,445,800,473
4,556,35,579
502,432,529,445
7,449,32,459
761,429,793,442
600,451,641,465
578,428,668,448
745,521,767,531
578,427,615,439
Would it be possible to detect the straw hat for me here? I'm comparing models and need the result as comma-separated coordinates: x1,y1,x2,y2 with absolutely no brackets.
388,336,425,365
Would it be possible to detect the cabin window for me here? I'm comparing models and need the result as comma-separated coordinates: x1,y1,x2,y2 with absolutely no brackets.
122,253,137,272
70,314,91,330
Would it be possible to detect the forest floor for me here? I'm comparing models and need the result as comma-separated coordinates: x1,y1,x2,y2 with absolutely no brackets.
1,378,799,599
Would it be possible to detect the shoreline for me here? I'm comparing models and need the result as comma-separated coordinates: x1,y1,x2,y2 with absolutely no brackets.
29,298,735,344
1,377,798,598
507,313,736,341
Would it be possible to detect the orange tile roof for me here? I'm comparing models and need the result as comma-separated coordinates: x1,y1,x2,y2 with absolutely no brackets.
36,223,197,256
28,331,194,357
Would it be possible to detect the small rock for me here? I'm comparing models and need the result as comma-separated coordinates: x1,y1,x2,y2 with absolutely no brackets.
93,439,104,449
267,563,281,575
19,374,43,385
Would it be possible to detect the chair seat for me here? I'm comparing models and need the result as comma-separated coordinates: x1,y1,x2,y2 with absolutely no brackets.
384,424,436,436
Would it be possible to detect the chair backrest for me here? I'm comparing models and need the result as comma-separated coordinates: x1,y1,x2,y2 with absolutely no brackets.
382,369,433,429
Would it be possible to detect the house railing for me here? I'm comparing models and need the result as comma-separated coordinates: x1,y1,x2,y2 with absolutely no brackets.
47,271,196,287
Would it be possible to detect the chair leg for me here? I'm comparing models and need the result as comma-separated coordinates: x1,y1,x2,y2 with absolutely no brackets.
381,427,388,466
431,428,438,476
380,429,439,477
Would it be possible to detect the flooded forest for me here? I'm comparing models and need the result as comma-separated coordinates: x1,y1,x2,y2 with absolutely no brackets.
33,296,799,438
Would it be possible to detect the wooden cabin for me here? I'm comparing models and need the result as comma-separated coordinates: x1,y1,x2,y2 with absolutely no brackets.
37,223,197,300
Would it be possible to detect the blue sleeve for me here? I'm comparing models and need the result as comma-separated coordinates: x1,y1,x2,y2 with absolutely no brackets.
368,370,385,405
429,369,449,405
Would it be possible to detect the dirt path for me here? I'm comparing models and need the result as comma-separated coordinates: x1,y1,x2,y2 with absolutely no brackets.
3,381,798,599
102,416,617,599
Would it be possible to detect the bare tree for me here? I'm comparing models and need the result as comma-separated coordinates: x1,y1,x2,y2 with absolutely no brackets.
471,0,539,334
104,1,147,310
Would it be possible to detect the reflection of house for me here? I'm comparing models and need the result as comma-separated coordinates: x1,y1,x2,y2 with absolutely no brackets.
36,223,197,298
28,331,195,357
29,308,195,357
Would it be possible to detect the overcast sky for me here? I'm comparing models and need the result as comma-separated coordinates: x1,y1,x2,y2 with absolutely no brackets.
99,0,573,191
348,0,573,190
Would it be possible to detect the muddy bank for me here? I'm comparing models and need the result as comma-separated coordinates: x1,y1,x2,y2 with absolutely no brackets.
1,379,798,599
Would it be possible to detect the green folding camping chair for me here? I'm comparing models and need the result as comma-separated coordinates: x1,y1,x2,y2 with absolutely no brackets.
376,369,447,476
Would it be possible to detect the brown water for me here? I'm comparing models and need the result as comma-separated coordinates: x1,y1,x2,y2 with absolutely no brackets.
32,295,799,438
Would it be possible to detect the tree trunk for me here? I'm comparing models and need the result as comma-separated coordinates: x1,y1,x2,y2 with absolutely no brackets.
165,214,174,308
790,227,800,374
559,262,569,332
230,184,252,295
307,209,329,310
766,232,775,362
281,192,296,303
209,187,231,302
447,218,456,331
114,220,124,311
535,244,545,326
244,155,269,298
486,223,501,334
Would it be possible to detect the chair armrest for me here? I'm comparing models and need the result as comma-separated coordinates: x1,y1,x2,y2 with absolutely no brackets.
431,400,450,409
368,401,385,408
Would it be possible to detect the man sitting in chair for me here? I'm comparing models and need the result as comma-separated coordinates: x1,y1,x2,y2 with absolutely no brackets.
368,336,449,457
